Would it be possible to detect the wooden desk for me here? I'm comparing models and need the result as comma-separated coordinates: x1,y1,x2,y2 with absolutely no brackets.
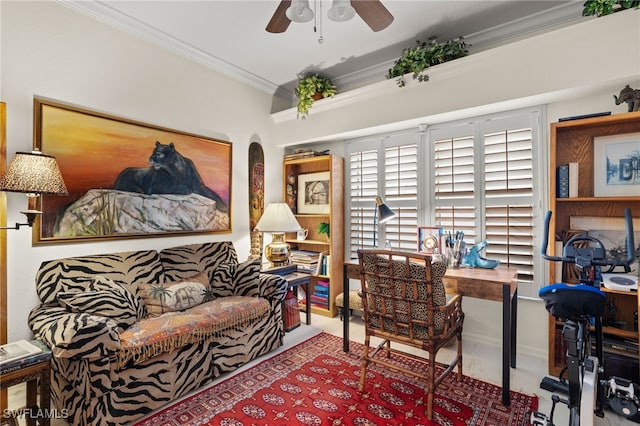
343,260,518,406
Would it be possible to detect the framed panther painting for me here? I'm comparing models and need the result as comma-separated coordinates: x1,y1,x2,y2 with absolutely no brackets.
33,98,232,244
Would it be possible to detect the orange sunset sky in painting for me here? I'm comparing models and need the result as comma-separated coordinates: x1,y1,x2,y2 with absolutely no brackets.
38,103,232,236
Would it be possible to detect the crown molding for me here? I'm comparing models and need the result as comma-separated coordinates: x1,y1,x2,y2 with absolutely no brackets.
56,0,279,94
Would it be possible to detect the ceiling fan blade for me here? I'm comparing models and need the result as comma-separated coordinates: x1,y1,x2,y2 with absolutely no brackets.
266,0,292,33
352,0,394,32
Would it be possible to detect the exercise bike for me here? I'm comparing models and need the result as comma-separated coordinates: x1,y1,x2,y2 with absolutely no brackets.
530,208,640,426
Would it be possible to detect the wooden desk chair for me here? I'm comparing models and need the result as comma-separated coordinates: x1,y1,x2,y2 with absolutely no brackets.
357,249,464,420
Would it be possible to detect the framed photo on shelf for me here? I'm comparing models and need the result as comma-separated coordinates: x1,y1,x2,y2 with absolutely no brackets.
418,226,443,253
593,132,640,197
570,215,640,274
297,171,330,214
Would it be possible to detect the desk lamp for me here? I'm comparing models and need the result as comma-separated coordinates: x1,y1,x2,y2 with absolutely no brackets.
255,202,302,266
373,196,396,247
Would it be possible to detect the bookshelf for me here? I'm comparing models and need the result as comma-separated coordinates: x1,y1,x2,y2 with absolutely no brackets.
547,111,640,379
283,154,344,317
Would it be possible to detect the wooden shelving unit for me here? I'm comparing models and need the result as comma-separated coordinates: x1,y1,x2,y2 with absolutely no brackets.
283,154,344,317
547,111,640,378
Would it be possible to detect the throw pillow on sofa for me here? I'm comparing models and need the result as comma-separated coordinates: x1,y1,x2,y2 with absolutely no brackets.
138,271,211,317
57,276,140,331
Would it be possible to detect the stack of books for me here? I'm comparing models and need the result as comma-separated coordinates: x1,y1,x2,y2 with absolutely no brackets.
0,339,51,375
289,250,321,273
310,280,330,308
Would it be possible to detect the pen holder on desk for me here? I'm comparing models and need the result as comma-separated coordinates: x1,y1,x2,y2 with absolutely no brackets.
447,246,465,269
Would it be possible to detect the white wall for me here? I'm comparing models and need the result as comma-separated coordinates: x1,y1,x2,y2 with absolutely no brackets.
1,1,281,341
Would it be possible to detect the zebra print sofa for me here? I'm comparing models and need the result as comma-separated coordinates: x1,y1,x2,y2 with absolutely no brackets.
28,241,288,426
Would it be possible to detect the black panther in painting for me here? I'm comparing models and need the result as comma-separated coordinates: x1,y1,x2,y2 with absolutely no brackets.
113,141,228,212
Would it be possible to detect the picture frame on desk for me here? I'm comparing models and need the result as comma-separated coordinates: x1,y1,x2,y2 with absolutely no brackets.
593,132,640,197
418,226,443,254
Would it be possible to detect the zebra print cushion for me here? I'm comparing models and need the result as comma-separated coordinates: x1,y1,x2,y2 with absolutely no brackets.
57,276,139,331
232,258,261,296
160,241,238,281
36,250,165,306
138,271,210,317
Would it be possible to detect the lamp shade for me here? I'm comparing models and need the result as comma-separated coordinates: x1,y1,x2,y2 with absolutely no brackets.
286,0,314,23
255,202,301,232
0,150,68,196
376,196,396,224
328,0,355,22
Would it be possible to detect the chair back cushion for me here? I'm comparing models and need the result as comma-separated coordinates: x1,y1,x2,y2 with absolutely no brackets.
359,251,447,339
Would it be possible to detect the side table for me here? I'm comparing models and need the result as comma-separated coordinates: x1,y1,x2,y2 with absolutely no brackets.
0,341,52,426
262,264,311,326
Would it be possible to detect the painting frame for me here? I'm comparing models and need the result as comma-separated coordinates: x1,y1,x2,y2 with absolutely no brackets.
593,132,640,197
297,171,330,214
33,98,232,244
570,215,640,274
418,226,443,253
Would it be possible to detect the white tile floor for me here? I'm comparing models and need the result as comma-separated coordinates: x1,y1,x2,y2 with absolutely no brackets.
7,312,631,425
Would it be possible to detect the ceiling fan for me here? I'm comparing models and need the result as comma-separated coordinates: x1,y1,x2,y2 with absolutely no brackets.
266,0,394,33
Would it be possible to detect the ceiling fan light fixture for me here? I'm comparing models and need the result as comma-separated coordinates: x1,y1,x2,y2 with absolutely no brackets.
286,0,314,23
328,0,355,22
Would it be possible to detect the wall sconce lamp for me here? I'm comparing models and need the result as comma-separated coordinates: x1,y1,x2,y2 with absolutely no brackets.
255,202,302,267
0,149,68,230
373,195,396,247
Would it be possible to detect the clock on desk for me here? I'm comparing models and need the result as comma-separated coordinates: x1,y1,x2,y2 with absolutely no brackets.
418,226,442,254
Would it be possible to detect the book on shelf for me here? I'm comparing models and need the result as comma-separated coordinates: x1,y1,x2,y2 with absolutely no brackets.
283,150,324,160
568,162,579,198
290,250,321,272
0,340,50,374
556,164,569,198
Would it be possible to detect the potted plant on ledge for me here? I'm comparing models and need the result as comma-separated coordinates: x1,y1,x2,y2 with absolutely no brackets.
295,74,336,118
387,36,468,87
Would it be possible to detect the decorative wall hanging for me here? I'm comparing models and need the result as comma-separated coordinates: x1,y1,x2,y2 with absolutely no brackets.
34,98,232,244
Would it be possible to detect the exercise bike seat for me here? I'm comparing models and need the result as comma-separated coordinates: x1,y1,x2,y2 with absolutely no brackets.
539,283,606,319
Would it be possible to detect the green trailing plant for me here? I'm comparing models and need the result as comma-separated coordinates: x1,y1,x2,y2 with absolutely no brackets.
387,36,469,87
317,222,330,239
582,0,639,17
295,74,336,118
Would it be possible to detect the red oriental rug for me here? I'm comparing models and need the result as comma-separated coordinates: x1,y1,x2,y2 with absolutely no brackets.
135,332,537,425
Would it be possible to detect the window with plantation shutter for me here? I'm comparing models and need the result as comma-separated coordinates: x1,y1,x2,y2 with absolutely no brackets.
346,130,420,259
346,107,544,298
429,110,542,297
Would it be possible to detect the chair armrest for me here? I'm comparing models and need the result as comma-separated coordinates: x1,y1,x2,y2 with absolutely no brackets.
233,270,288,303
28,303,121,359
435,294,465,335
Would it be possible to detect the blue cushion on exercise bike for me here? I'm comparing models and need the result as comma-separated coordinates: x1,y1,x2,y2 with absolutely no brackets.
539,283,606,319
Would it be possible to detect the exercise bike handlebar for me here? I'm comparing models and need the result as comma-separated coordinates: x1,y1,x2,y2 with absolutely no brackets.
540,208,635,268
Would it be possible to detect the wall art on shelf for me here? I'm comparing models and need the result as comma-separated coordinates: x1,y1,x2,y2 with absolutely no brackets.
570,216,640,274
418,226,443,253
34,98,232,244
297,171,330,214
593,132,640,197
